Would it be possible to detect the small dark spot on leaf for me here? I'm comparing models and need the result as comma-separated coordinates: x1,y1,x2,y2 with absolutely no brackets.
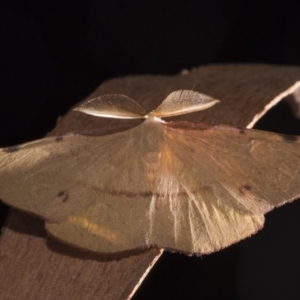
244,185,251,191
3,145,20,153
56,191,69,203
239,185,252,195
239,128,246,135
55,136,64,142
282,134,299,142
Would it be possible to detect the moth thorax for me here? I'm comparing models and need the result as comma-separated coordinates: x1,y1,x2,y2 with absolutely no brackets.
145,111,165,123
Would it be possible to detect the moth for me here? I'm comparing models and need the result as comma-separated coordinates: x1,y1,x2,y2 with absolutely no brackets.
1,90,300,255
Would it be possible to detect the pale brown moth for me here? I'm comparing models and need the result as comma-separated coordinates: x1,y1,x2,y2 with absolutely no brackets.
1,90,300,255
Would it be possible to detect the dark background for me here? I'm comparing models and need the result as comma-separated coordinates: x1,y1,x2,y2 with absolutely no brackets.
1,1,300,299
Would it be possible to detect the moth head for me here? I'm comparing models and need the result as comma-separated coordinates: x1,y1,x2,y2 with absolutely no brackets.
74,90,220,121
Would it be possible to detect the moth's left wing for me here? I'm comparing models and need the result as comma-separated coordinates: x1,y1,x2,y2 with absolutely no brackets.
0,123,160,253
0,127,151,223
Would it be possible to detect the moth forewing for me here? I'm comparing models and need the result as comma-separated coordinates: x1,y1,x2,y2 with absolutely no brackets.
74,94,147,119
153,90,220,118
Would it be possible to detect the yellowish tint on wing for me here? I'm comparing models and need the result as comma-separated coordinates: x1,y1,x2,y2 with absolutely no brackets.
148,189,264,254
145,133,265,254
46,192,151,253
